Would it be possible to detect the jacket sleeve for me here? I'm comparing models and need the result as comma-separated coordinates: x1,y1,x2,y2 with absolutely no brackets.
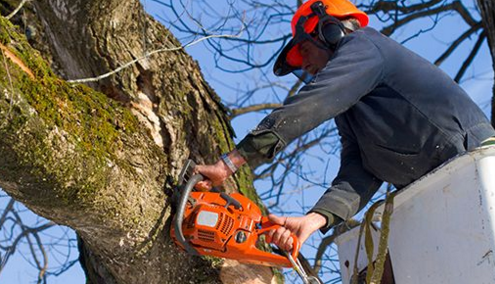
236,30,384,168
309,116,383,233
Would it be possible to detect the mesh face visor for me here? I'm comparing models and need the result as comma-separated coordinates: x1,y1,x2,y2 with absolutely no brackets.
273,3,337,83
273,14,326,78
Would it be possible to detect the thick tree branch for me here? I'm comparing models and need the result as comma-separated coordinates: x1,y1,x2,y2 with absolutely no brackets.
476,0,495,126
0,0,274,281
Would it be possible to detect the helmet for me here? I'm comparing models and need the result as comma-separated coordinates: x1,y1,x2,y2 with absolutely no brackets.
273,0,369,77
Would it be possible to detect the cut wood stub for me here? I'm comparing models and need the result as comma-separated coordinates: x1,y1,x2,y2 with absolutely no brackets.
219,259,278,284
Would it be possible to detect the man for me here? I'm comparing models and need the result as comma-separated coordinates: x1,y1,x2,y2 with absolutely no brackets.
195,0,495,252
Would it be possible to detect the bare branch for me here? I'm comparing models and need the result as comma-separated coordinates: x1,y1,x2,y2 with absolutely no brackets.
5,0,30,20
255,126,337,180
298,251,324,283
435,22,483,66
314,219,361,274
367,0,443,15
451,0,478,27
229,103,282,118
455,31,487,82
381,3,456,36
32,232,49,284
0,198,15,227
287,79,305,98
0,203,55,276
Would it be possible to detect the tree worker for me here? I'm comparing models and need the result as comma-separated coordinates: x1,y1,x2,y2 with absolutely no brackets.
194,0,495,251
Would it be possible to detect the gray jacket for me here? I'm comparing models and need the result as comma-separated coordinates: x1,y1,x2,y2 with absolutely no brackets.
236,27,495,232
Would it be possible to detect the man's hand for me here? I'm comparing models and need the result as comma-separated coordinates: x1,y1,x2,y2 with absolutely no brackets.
194,149,247,191
266,213,327,251
194,161,230,191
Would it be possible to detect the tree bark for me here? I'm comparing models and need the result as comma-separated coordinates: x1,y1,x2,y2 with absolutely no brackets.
0,0,277,283
477,0,495,127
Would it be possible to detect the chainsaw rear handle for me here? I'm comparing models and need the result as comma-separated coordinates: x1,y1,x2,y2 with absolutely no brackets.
257,217,301,261
174,172,204,255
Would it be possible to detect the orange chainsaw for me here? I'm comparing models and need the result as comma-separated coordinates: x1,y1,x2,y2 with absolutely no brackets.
170,160,322,284
170,159,300,267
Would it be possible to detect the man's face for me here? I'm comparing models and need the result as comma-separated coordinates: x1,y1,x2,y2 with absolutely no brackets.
299,40,332,75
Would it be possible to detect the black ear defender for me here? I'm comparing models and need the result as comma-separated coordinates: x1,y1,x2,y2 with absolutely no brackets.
310,1,347,50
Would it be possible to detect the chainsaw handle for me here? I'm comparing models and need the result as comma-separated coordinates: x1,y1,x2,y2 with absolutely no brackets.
174,172,204,256
220,192,243,210
257,217,301,260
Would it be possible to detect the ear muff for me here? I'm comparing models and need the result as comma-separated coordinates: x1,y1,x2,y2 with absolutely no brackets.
312,1,347,51
318,20,346,50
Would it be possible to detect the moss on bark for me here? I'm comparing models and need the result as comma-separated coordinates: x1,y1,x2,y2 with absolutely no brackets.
0,6,282,283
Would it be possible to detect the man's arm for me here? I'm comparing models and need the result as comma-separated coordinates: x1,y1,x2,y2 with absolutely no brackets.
236,30,384,169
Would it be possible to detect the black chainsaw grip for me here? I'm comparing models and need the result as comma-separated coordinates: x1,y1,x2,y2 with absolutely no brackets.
220,192,243,210
174,173,204,256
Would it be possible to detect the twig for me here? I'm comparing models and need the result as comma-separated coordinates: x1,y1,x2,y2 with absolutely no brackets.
0,199,15,227
67,32,243,84
314,219,361,274
32,232,48,284
287,78,305,98
455,31,486,83
6,0,30,20
434,22,482,66
297,252,324,283
229,103,281,118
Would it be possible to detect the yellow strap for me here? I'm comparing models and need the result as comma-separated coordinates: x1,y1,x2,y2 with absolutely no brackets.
351,190,396,284
369,191,396,284
481,137,495,146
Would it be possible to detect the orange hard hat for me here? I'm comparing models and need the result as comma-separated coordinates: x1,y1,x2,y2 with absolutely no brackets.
274,0,369,76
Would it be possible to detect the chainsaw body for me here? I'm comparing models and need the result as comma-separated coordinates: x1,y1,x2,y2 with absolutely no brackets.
171,160,299,267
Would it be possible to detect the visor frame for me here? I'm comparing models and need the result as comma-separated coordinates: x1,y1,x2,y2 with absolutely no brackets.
273,14,328,76
274,2,344,77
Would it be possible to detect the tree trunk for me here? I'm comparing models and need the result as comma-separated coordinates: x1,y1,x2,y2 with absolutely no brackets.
0,0,277,283
477,0,495,127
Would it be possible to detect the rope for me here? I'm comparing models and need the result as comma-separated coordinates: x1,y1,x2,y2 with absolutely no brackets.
67,32,242,84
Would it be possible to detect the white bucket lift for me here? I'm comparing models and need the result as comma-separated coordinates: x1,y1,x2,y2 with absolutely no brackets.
335,146,495,284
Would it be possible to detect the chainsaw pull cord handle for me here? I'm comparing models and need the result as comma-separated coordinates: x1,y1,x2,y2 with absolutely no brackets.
257,217,301,261
174,173,204,256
